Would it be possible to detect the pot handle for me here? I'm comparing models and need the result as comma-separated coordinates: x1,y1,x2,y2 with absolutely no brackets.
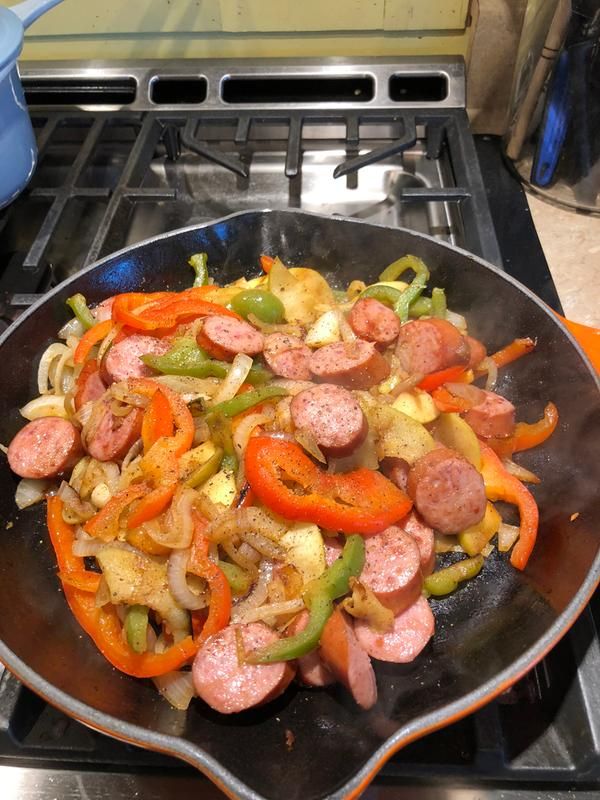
10,0,63,29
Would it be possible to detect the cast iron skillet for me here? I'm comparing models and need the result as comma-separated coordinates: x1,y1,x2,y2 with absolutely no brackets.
0,210,599,800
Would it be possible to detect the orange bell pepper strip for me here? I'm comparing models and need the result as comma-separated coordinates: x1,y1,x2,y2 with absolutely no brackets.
126,438,179,529
47,497,199,677
418,365,467,393
188,513,232,646
74,358,100,409
118,295,240,332
84,483,149,541
511,401,559,453
111,292,172,329
73,320,113,365
47,496,101,593
431,386,473,413
479,442,539,571
260,254,275,274
245,437,412,535
127,378,194,457
489,337,535,370
141,388,174,453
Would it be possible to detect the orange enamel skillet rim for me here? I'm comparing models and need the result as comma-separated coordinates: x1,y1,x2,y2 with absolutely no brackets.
0,210,599,800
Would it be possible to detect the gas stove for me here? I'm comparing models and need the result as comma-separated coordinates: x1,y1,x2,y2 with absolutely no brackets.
0,58,596,800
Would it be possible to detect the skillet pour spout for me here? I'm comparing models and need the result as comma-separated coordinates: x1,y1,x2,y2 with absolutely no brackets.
0,210,598,800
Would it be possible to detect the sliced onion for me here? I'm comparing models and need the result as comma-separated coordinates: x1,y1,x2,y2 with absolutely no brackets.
57,481,96,523
122,438,143,472
109,384,148,408
58,317,85,340
232,560,273,623
235,599,304,625
153,671,196,711
211,353,253,405
240,531,286,561
50,348,74,395
167,548,208,611
445,382,486,406
246,313,302,337
94,577,111,608
233,409,275,458
502,458,541,484
155,374,220,400
37,343,70,395
328,427,378,472
75,400,95,428
498,522,520,552
480,357,498,391
294,427,326,464
222,540,259,578
270,379,314,396
20,394,68,421
481,542,495,557
97,323,122,363
335,308,357,343
149,486,196,548
446,310,467,333
205,507,285,545
389,372,424,397
72,529,105,557
15,478,50,509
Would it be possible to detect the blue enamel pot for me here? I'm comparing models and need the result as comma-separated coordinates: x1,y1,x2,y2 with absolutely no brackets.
0,0,63,209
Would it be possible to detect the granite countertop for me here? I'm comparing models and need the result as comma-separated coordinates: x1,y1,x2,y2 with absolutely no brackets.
527,194,600,329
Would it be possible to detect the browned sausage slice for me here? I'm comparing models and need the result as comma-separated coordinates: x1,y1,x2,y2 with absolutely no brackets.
192,622,295,714
380,456,410,492
401,511,435,575
465,335,487,368
324,536,343,566
83,399,143,462
309,340,390,390
464,391,516,438
395,319,470,376
263,333,312,380
348,298,400,347
320,607,377,710
290,384,367,457
354,596,434,663
360,526,422,614
198,316,264,361
287,610,334,687
7,418,83,479
103,335,170,384
77,370,106,408
407,448,486,534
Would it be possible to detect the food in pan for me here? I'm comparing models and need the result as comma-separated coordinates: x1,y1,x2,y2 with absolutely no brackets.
4,253,558,713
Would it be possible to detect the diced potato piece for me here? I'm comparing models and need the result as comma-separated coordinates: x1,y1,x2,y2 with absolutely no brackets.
201,468,236,507
367,404,435,465
304,309,341,348
433,412,482,469
458,502,501,556
372,280,409,292
230,275,267,289
281,522,326,584
392,388,439,424
179,440,218,480
268,259,335,325
90,482,111,509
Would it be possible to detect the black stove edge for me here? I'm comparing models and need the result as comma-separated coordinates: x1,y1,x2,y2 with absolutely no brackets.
474,136,563,313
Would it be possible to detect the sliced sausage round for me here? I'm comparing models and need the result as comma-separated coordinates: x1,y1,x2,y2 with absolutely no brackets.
92,297,115,323
309,340,390,390
76,369,106,409
465,335,487,368
380,456,410,493
355,596,434,663
83,399,143,462
263,333,312,381
407,448,486,534
348,298,401,347
319,607,377,710
7,418,83,479
464,390,516,438
192,622,295,714
290,383,367,457
360,526,423,614
401,511,435,576
102,335,170,384
287,610,334,687
395,319,470,376
198,316,264,362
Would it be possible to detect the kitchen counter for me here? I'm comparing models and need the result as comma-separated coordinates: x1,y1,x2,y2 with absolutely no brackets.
527,193,600,328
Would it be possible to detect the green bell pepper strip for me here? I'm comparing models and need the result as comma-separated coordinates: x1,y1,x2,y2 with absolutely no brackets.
424,555,483,596
360,276,427,323
208,385,288,419
219,561,253,596
378,254,430,284
231,289,285,324
124,604,149,654
409,297,432,317
361,284,403,308
185,446,224,488
66,293,95,330
248,534,365,664
208,412,238,473
142,338,272,385
431,287,447,319
188,253,209,287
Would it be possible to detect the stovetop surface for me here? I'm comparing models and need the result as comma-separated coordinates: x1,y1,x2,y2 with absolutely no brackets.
0,59,592,799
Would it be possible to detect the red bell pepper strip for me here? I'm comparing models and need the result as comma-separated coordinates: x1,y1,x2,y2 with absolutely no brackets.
431,386,473,413
244,437,412,535
418,365,467,393
489,337,535,369
47,497,199,677
188,513,232,646
479,442,539,571
260,255,275,274
510,401,559,452
73,320,113,365
111,292,172,329
84,483,149,541
141,388,174,453
117,295,240,332
47,496,101,592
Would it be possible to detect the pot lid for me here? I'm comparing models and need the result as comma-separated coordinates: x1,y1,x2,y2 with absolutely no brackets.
0,7,24,75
